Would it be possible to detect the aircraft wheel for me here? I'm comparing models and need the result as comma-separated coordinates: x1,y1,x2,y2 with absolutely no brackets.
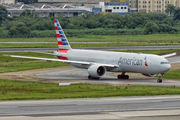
157,79,162,83
117,75,121,79
88,75,92,79
126,75,129,79
88,75,99,80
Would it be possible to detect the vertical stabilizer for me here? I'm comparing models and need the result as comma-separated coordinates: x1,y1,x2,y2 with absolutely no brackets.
54,19,71,53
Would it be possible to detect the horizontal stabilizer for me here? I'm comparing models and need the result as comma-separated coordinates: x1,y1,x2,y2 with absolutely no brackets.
27,51,61,56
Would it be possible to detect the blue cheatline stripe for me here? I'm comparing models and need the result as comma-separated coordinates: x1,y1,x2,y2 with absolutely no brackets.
145,57,147,60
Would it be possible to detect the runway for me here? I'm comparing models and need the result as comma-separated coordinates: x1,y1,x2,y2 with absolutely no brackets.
0,45,180,52
0,95,180,119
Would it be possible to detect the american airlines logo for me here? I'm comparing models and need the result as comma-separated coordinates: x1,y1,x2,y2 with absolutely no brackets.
145,56,148,66
118,57,143,66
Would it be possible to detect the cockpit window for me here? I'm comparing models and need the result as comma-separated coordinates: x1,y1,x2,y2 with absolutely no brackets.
160,62,169,64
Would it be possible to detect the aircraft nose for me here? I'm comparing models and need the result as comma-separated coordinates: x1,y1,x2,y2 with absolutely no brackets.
163,64,171,73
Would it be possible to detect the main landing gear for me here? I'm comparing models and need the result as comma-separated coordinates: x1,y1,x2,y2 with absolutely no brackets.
117,72,129,79
157,73,164,83
88,75,100,80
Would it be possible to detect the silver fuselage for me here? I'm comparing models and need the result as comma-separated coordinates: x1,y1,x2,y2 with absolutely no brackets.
56,49,171,74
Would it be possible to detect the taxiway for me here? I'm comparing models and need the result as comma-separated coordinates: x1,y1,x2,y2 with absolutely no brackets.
0,95,180,119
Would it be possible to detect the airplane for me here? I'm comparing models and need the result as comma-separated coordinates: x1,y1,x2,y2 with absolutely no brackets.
4,19,177,83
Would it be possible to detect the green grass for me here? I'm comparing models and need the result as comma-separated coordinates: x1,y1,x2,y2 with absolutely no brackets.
0,79,180,101
0,52,66,73
165,69,180,79
1,34,180,43
1,34,180,48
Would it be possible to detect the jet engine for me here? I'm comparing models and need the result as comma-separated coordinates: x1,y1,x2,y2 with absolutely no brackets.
142,74,156,77
88,65,106,78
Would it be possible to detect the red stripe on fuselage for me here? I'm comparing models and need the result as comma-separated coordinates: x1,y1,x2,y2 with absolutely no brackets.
58,49,69,53
57,56,68,60
56,34,61,38
58,41,63,45
54,19,56,23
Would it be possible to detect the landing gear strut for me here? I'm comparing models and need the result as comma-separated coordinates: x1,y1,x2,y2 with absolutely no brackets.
157,73,164,83
88,75,99,80
117,72,129,79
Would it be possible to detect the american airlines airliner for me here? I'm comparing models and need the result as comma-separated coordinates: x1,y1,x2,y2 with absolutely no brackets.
5,19,177,83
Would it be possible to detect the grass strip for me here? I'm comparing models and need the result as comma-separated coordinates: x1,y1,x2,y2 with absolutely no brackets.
0,80,180,101
1,34,180,42
165,69,180,79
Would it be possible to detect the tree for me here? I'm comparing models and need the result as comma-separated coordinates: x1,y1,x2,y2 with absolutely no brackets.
20,9,38,17
174,8,180,20
0,5,8,25
165,4,176,16
144,21,159,34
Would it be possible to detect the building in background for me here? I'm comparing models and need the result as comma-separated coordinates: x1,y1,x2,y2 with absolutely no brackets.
0,0,15,4
127,0,180,13
126,0,138,12
2,0,180,17
138,0,180,13
99,0,128,15
38,0,104,8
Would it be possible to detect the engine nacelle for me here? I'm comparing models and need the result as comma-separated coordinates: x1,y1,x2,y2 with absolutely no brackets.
88,65,106,78
142,74,156,77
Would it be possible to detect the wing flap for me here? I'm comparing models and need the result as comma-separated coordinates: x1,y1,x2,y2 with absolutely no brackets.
3,54,118,67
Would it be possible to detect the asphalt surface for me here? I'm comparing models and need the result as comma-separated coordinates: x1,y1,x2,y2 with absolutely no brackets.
0,45,180,52
0,96,180,119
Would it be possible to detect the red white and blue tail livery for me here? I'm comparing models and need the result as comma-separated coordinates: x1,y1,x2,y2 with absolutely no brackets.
4,19,178,83
54,19,71,53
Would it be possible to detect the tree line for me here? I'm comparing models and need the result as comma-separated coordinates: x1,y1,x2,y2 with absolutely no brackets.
1,4,180,38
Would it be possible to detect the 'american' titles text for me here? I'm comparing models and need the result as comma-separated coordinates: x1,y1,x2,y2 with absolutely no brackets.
118,57,143,66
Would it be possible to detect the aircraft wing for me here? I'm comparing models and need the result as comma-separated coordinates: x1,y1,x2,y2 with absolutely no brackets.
3,54,118,68
161,52,177,58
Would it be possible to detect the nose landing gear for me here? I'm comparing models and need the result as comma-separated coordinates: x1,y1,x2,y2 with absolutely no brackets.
117,72,129,79
157,73,164,83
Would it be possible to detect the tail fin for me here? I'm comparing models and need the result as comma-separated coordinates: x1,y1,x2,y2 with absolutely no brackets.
54,19,71,53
